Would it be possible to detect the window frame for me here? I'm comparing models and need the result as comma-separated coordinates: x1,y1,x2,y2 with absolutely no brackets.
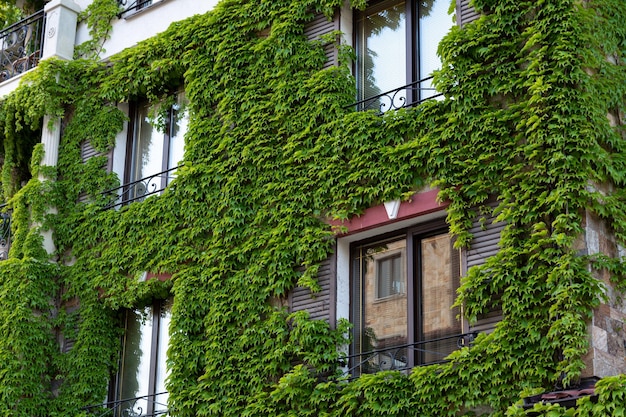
122,93,187,202
375,249,405,300
349,218,463,374
112,298,172,416
353,0,452,109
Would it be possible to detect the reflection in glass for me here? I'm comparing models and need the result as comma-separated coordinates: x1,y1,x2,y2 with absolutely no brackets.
119,306,153,415
118,299,172,416
132,103,164,184
418,233,461,364
128,93,188,202
356,1,406,109
353,237,408,374
167,93,188,185
419,0,453,100
154,299,172,413
350,228,461,376
355,0,454,108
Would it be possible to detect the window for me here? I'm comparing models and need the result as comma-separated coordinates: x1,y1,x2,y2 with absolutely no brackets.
375,249,405,299
355,0,453,110
350,221,463,375
115,298,172,416
124,93,188,204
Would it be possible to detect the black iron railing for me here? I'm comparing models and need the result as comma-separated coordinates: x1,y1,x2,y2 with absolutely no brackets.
0,10,45,83
117,0,154,17
0,204,10,260
84,392,169,417
341,332,477,379
102,166,178,209
348,76,443,114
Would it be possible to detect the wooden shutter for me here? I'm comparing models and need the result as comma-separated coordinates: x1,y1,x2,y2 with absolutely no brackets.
78,140,112,203
456,0,480,28
463,211,504,271
289,248,336,325
60,301,79,354
462,203,504,333
304,12,339,69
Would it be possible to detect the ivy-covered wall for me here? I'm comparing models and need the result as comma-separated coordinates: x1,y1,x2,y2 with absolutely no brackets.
0,0,624,416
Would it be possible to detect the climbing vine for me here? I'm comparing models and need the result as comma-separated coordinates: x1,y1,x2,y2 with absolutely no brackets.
0,0,623,416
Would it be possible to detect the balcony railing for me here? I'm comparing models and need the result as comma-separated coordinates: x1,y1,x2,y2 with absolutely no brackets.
0,205,10,260
0,10,44,83
102,166,178,209
84,392,169,417
117,0,154,17
348,76,443,114
341,332,477,379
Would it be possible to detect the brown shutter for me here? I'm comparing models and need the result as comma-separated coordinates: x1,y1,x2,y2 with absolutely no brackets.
78,140,112,203
464,216,505,270
456,0,480,28
304,12,339,69
60,300,79,354
462,203,504,333
289,248,336,326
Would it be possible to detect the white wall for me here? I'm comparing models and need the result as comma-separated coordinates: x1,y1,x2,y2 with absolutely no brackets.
75,0,219,60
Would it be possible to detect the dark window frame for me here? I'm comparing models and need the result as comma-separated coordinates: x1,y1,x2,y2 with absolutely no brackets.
349,219,463,374
111,298,171,416
353,0,452,109
121,93,186,206
124,100,177,189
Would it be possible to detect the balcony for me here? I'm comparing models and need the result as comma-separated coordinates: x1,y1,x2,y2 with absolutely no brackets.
101,166,178,209
341,332,477,379
0,10,44,83
350,76,442,115
84,392,169,417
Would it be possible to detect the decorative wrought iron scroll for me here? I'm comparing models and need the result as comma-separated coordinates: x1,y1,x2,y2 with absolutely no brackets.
341,332,477,379
102,166,178,209
0,206,10,260
348,76,443,114
84,392,170,417
0,10,44,83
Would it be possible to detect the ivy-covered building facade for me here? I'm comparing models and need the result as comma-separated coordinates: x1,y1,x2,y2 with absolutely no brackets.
0,0,624,416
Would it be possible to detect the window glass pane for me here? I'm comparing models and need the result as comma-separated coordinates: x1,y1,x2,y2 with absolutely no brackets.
119,306,153,414
377,254,403,298
132,103,164,182
167,93,188,184
356,237,407,373
419,233,461,364
154,299,172,413
356,0,406,106
418,0,453,99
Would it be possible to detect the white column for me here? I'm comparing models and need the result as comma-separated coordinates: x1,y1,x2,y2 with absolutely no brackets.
39,116,60,171
38,0,80,256
38,116,60,255
42,0,81,60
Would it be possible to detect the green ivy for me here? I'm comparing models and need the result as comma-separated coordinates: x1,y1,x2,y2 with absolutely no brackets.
0,0,623,415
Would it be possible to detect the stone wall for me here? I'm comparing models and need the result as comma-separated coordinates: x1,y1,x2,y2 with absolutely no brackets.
581,208,626,377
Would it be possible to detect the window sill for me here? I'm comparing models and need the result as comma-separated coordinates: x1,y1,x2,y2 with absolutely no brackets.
373,293,406,304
